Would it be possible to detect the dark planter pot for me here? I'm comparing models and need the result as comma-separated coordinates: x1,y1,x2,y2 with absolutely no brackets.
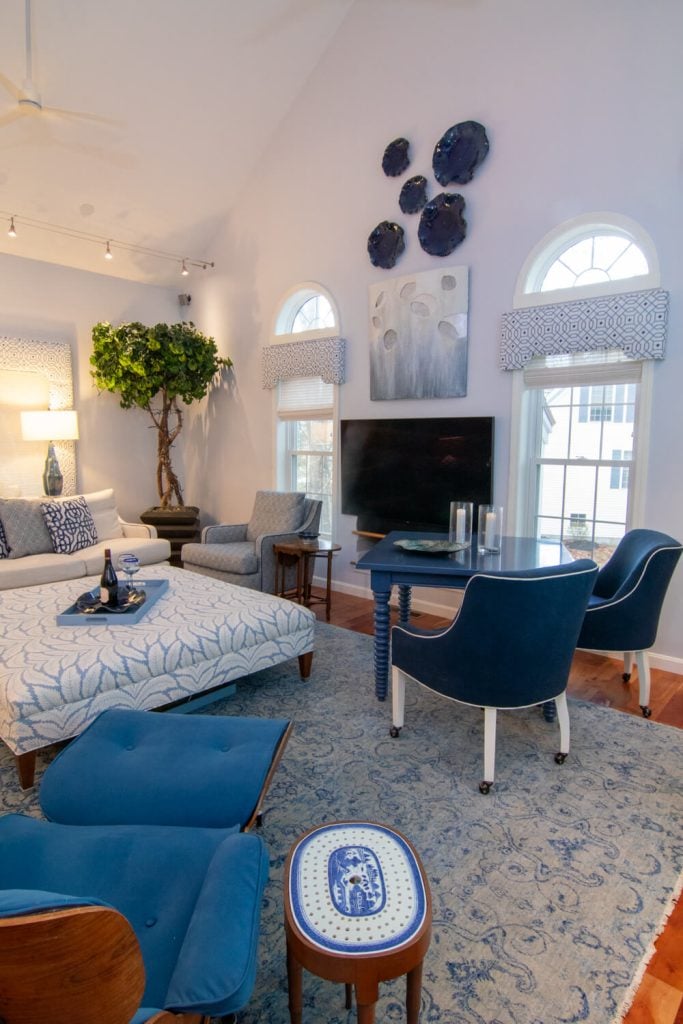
141,506,200,566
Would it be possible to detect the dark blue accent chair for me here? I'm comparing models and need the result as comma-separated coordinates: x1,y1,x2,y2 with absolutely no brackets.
576,529,682,717
0,814,269,1022
390,559,598,793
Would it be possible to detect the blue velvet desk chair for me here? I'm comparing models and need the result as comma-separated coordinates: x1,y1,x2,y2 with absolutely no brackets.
575,529,682,717
0,815,269,1023
390,560,598,793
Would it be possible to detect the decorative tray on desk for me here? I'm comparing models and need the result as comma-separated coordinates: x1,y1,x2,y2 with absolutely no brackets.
393,538,469,555
56,578,169,626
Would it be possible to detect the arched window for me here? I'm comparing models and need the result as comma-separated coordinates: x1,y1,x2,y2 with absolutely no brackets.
272,283,340,538
508,215,659,562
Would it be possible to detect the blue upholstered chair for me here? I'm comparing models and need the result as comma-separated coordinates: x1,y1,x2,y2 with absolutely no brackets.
40,708,292,831
0,814,269,1023
576,529,682,717
390,560,598,793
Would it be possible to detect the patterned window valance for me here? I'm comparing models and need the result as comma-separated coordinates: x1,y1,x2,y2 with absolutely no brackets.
500,288,668,370
262,336,346,389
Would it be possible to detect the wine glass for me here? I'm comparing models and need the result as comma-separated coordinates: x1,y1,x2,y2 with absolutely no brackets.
117,552,140,593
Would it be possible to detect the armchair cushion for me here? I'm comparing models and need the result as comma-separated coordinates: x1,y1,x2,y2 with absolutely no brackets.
179,541,258,575
0,814,267,1016
246,490,305,541
166,832,270,1015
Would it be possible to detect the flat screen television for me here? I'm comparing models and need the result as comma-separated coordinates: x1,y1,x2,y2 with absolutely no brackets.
340,416,494,534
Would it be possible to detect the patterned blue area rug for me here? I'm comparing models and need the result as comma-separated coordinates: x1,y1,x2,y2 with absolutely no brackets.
2,621,682,1023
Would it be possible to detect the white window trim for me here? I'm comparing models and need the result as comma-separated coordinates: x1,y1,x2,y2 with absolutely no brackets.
513,212,660,309
507,214,658,537
272,281,340,340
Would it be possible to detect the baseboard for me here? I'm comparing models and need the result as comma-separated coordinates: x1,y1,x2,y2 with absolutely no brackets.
325,577,683,677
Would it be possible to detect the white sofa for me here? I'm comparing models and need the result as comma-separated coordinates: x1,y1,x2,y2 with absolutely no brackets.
0,489,170,590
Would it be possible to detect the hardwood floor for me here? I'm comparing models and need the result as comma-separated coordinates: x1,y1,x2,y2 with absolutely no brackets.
318,590,683,1024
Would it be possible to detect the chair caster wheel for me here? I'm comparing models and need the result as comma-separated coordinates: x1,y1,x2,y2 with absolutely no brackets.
479,781,491,795
622,673,631,683
555,752,567,764
640,705,652,718
389,726,401,738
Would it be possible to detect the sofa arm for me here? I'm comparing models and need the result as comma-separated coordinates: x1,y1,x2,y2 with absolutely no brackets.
120,518,158,539
202,523,248,544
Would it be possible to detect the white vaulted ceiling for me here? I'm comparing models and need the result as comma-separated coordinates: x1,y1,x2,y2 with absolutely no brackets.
0,0,354,285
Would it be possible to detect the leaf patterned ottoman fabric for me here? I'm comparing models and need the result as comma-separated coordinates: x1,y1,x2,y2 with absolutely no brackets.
40,498,98,555
0,565,316,756
0,518,8,559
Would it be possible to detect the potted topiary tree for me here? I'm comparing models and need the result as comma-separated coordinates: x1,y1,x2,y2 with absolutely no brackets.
91,320,232,555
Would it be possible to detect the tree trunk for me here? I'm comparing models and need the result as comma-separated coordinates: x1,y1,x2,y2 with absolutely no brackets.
150,393,184,508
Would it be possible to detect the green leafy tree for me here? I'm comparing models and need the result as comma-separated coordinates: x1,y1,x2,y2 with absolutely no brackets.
91,320,232,508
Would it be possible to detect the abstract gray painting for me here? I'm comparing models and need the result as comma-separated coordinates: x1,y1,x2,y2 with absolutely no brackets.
369,265,469,400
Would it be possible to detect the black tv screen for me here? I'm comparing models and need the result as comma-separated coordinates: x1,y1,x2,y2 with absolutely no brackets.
340,416,494,534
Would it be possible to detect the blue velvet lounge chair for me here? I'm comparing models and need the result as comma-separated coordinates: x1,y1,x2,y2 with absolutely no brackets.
0,814,269,1023
390,560,598,793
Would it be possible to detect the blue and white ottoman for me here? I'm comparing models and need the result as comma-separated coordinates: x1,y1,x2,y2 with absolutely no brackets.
284,821,432,1024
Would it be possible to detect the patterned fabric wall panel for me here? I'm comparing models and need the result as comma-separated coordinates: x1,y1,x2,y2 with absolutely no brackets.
500,288,669,370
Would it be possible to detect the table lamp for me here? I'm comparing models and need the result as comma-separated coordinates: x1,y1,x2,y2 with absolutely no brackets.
20,409,79,497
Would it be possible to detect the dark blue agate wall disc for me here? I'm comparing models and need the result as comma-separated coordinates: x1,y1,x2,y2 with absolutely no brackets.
418,193,467,256
382,137,411,177
399,175,428,214
367,220,406,268
432,121,489,186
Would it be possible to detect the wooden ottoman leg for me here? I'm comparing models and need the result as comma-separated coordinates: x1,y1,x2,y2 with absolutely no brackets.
16,751,36,790
406,960,424,1024
345,983,353,1009
286,942,303,1024
298,651,313,679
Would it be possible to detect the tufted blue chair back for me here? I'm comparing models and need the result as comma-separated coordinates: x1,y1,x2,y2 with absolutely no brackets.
577,529,682,653
392,559,598,709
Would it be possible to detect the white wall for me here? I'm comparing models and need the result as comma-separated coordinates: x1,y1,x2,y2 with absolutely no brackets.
191,0,683,667
0,252,180,521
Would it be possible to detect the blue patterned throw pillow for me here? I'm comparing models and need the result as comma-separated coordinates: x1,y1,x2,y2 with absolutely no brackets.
0,517,8,559
40,497,98,554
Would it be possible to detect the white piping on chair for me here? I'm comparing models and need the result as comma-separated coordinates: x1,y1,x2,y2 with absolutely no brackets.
391,564,599,644
581,544,682,616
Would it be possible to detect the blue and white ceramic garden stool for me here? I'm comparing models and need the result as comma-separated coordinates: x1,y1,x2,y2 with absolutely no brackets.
284,821,432,1024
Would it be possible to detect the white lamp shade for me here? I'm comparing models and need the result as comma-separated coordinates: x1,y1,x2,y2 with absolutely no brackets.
21,409,79,442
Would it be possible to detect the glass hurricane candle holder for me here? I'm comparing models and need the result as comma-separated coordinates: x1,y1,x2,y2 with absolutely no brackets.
477,505,503,554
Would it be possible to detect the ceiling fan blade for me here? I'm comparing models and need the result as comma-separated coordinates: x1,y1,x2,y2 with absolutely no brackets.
0,107,26,127
41,105,121,128
0,72,22,101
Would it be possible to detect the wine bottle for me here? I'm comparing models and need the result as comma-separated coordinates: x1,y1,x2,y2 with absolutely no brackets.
100,548,119,607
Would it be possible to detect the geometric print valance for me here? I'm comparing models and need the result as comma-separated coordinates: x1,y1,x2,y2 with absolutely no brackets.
262,335,346,388
499,288,669,370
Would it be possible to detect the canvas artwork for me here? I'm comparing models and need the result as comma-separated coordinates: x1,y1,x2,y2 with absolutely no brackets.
368,265,469,400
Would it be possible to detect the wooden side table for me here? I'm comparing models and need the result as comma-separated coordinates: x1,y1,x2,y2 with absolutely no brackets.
273,539,341,622
284,821,432,1024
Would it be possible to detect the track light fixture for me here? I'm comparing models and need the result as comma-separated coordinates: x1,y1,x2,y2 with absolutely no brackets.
1,210,215,276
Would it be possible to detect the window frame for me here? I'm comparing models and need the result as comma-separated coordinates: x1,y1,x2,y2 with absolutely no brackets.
271,283,340,540
507,214,657,547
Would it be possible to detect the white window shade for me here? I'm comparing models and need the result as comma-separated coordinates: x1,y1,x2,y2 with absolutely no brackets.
522,351,643,389
277,377,333,420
